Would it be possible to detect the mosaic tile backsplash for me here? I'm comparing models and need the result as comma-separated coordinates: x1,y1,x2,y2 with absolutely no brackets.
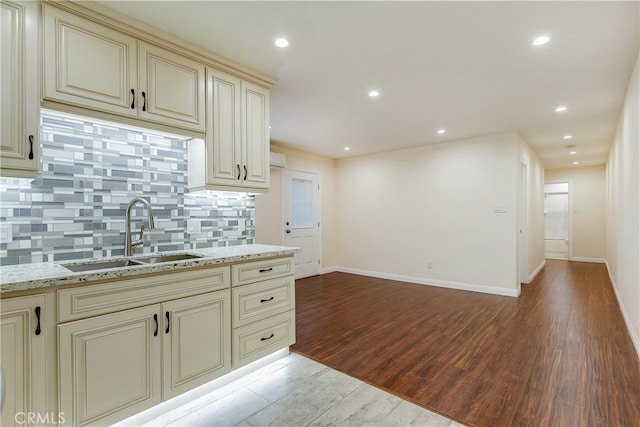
0,111,255,266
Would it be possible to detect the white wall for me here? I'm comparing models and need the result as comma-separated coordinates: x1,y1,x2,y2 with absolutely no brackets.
546,165,607,262
335,132,522,296
606,51,640,356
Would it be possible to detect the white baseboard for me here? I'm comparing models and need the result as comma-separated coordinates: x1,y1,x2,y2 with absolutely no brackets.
335,267,519,298
571,257,607,264
528,259,546,283
605,260,640,360
320,266,339,275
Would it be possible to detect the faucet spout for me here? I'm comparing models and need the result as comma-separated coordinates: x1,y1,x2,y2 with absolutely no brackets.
125,197,155,256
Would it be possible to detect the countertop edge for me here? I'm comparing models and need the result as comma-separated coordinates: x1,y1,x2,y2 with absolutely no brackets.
1,245,299,294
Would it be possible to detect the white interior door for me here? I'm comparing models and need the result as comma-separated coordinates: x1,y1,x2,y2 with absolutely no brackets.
283,170,320,279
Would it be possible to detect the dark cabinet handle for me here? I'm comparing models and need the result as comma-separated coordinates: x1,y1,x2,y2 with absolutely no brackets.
34,306,41,336
130,89,135,109
153,314,158,336
260,296,274,303
165,311,170,334
259,267,273,273
236,164,241,180
260,333,275,341
28,135,34,160
243,165,248,181
142,91,146,112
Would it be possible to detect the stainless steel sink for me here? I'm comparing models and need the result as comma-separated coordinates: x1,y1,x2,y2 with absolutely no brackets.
133,253,203,264
63,259,143,272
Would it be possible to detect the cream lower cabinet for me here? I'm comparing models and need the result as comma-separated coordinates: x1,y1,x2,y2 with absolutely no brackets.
57,266,231,427
0,294,48,427
231,257,296,368
58,290,230,426
1,0,40,178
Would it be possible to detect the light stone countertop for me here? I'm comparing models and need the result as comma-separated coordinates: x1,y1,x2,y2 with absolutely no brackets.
0,244,299,294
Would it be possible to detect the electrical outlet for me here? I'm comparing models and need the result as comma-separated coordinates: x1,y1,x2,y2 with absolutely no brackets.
187,219,201,234
427,259,433,269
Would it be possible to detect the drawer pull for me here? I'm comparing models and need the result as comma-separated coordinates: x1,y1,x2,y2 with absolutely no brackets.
243,165,248,181
165,311,170,334
34,306,41,336
259,267,273,273
260,333,275,341
130,88,135,109
260,296,274,303
142,91,147,111
153,314,158,337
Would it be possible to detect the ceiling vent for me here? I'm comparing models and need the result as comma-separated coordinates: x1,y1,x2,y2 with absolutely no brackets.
269,151,286,169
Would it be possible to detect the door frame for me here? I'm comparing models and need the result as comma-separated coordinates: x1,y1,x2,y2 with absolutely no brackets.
519,161,529,287
282,168,322,278
543,180,573,260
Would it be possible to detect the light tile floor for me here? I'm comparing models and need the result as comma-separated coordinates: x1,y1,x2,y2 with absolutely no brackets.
144,353,462,427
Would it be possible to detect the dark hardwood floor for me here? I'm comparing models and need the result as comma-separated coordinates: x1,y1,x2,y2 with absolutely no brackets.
290,260,640,427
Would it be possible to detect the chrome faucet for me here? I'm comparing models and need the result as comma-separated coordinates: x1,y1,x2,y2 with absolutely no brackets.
125,197,155,256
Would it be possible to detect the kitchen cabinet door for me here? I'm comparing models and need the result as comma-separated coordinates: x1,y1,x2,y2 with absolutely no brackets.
0,294,47,427
205,68,242,186
0,0,40,178
43,4,138,118
58,305,161,427
241,81,270,190
162,290,231,399
138,42,205,132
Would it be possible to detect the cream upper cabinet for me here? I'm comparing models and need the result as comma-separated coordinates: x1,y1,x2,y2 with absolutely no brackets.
42,4,205,133
42,4,138,118
1,0,40,178
138,42,205,131
241,80,270,190
188,68,270,192
1,294,48,427
203,68,242,187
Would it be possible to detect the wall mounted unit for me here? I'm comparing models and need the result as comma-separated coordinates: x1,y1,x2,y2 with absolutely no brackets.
269,152,286,169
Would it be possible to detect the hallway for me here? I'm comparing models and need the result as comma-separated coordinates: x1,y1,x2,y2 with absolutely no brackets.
291,261,640,426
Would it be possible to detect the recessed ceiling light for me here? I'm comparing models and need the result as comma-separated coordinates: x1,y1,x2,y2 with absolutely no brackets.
572,161,580,165
563,135,572,139
274,38,289,48
437,129,446,134
569,151,577,155
555,106,567,113
532,35,551,46
368,90,379,97
344,147,351,151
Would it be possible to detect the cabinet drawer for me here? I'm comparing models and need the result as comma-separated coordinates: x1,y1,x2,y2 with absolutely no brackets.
58,266,230,322
233,276,294,328
232,256,294,286
232,310,295,368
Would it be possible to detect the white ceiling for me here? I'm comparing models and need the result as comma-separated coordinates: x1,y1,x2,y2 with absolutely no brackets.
96,1,639,168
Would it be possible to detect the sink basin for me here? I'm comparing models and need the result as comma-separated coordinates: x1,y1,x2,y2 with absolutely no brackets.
133,253,203,264
63,259,142,272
